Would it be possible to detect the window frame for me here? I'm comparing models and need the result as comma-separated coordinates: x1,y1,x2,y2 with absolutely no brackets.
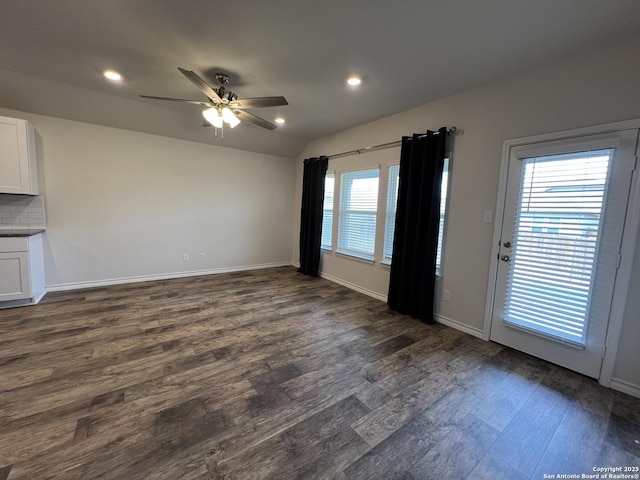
436,157,451,275
319,149,452,272
336,167,380,261
382,164,400,265
321,171,335,251
381,157,452,274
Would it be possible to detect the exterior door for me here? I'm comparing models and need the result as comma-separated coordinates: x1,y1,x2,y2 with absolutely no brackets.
489,129,638,378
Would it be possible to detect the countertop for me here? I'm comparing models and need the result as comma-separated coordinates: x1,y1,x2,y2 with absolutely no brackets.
0,229,45,237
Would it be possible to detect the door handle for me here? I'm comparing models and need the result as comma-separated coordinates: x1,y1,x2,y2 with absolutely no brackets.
501,255,510,262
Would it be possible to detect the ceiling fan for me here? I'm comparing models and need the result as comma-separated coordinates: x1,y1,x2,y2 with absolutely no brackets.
140,67,288,131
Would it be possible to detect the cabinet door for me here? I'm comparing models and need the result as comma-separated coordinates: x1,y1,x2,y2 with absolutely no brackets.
0,252,31,301
0,116,38,195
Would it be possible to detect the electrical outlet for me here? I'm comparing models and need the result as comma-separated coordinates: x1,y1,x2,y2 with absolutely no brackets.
443,290,451,301
483,210,493,223
200,253,206,260
183,253,189,262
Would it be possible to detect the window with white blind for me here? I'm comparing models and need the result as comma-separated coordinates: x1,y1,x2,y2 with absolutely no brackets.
383,158,450,271
436,158,450,271
383,165,400,263
321,172,334,250
337,168,379,260
504,149,612,345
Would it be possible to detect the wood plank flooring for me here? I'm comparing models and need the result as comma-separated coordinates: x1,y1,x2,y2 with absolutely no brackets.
0,266,638,479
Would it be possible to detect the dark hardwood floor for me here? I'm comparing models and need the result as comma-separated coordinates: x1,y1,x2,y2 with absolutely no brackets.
0,266,638,479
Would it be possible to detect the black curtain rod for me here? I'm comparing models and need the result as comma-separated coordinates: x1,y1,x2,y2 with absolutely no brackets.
327,126,457,160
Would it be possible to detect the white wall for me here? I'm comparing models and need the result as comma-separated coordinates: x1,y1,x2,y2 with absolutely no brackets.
320,147,401,301
292,33,640,390
0,107,295,289
612,218,640,393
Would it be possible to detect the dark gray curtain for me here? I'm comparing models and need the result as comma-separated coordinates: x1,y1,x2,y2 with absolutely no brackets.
388,128,448,323
298,156,328,276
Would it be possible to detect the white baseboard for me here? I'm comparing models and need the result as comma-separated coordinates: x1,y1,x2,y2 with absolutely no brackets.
319,272,387,302
318,272,486,338
435,314,484,339
46,262,293,292
0,289,48,309
609,378,640,399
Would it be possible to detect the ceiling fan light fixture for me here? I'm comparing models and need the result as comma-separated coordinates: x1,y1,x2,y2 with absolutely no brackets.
103,69,123,82
222,107,241,128
203,108,223,128
346,75,362,86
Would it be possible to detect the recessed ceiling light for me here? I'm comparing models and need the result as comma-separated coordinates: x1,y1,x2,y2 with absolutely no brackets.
275,117,285,124
103,69,123,82
346,76,362,86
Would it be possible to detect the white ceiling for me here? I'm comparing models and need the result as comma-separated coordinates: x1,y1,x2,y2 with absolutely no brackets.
2,0,640,158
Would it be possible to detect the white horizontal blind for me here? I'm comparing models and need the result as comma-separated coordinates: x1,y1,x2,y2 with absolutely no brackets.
383,165,400,262
436,158,450,271
321,173,334,249
505,149,612,345
384,159,450,267
338,168,379,259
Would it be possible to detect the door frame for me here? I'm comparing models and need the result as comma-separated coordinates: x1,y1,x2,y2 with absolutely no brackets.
483,118,640,387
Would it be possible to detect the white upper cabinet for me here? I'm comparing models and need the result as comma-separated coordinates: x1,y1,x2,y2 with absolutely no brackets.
0,115,39,195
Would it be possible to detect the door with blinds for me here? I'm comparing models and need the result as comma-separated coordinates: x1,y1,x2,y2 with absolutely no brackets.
489,129,638,378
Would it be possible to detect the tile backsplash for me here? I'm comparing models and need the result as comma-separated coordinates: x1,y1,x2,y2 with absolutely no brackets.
0,194,46,228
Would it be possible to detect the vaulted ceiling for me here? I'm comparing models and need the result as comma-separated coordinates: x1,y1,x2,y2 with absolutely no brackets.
2,1,640,157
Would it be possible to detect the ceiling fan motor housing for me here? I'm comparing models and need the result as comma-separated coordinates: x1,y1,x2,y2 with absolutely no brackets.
215,73,230,85
214,73,238,102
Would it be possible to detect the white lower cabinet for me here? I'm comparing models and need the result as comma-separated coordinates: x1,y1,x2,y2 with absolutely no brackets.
0,234,46,307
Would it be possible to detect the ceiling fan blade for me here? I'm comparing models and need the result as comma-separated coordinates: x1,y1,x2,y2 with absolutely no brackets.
234,110,277,130
140,95,214,107
233,96,289,109
177,67,222,103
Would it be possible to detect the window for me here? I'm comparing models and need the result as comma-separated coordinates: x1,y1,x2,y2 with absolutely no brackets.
337,168,379,259
383,165,400,263
505,149,611,344
383,158,450,271
436,158,450,271
321,172,334,250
